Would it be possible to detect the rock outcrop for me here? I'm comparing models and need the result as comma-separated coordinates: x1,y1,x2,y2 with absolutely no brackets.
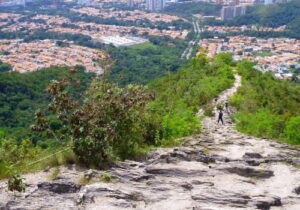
0,75,299,209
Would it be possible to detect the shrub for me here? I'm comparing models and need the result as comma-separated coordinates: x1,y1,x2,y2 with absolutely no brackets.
7,174,26,192
234,109,284,139
283,116,300,144
203,104,214,117
100,173,113,182
33,77,154,166
162,107,200,141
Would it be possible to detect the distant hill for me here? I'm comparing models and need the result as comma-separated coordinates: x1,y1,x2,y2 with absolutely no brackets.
163,2,222,19
226,0,300,38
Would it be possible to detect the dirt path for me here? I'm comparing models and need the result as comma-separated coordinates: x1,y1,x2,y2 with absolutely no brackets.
1,75,300,210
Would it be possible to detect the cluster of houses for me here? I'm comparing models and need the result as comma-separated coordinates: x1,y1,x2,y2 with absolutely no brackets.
200,36,300,79
0,39,107,74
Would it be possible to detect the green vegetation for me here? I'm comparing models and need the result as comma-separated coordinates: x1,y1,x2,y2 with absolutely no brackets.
206,0,300,39
27,53,234,168
148,53,235,143
253,51,273,57
0,135,76,179
0,61,12,72
0,66,94,140
7,173,26,192
100,173,113,182
108,37,188,86
163,2,222,19
2,0,191,30
230,60,300,144
0,53,235,175
33,77,154,166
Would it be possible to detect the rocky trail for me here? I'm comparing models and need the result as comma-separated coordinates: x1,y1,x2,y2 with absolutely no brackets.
1,75,300,210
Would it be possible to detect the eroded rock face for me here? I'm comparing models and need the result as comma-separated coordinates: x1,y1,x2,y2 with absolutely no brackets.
38,181,81,194
0,74,300,209
243,152,263,159
224,167,274,178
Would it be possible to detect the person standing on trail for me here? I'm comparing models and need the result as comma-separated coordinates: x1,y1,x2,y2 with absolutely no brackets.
217,110,224,125
225,101,229,113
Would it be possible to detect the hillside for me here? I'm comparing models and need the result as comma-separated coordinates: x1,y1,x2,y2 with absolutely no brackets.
0,53,235,177
222,0,300,38
231,60,300,144
0,66,94,140
1,68,299,209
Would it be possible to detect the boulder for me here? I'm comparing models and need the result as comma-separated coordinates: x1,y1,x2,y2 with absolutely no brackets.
253,196,281,210
294,186,300,194
243,153,263,159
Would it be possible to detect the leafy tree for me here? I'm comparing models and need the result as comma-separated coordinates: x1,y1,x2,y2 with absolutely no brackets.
0,61,12,72
33,76,154,166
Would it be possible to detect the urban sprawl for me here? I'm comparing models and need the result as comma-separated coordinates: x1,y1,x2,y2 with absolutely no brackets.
0,0,298,80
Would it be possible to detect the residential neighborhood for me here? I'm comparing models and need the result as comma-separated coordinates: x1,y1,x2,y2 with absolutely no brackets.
0,39,107,73
2,14,188,40
72,7,185,23
203,25,286,33
200,36,300,79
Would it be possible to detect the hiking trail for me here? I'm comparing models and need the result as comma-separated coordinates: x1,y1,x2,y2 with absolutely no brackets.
1,74,300,210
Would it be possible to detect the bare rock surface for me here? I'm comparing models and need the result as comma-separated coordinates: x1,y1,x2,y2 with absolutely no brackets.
1,75,300,209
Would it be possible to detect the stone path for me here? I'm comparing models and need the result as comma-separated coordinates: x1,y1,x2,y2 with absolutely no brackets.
1,75,300,210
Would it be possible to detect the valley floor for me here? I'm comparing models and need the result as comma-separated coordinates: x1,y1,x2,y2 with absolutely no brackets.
1,75,300,210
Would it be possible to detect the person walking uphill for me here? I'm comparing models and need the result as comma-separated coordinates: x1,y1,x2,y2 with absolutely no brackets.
225,101,229,113
217,110,224,125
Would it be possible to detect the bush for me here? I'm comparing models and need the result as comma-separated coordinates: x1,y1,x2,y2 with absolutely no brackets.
162,106,200,141
203,104,214,117
33,77,154,166
234,109,284,139
283,117,300,144
7,173,26,192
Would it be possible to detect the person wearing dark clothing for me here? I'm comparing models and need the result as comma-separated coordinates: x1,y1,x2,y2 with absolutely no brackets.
225,101,229,113
217,110,224,125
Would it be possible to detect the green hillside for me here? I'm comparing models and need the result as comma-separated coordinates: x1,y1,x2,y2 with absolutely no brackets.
231,60,300,144
0,66,94,140
0,53,235,176
227,0,300,38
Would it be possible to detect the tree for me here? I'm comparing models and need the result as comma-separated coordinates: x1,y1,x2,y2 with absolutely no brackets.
33,74,154,166
0,61,12,72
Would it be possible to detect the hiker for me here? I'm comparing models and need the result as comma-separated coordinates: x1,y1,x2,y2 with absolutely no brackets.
217,110,224,125
225,101,229,113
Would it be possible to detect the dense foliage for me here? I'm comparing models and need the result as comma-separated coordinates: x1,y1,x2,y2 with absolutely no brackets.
0,61,12,72
230,60,300,144
149,53,235,142
0,66,94,140
108,37,188,86
28,53,234,167
33,77,154,166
